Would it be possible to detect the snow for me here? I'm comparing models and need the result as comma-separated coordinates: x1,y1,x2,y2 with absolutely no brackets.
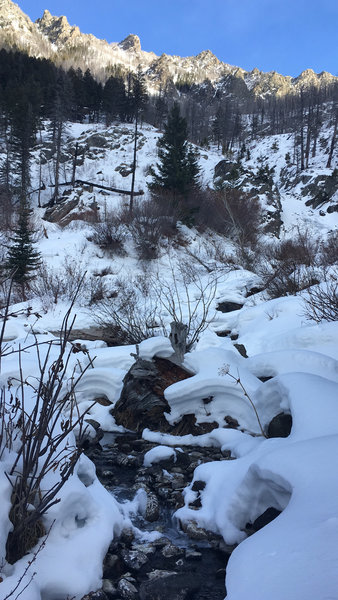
2,278,338,600
143,445,176,467
0,115,338,599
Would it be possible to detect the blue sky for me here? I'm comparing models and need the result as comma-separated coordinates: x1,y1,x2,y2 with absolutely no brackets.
19,0,338,77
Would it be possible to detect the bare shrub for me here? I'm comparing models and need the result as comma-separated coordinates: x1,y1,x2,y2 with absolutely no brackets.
1,299,96,563
95,277,161,345
320,230,338,267
95,263,217,351
130,200,177,260
272,230,320,268
259,230,321,299
196,188,262,246
87,274,107,305
203,238,237,269
32,258,91,308
90,218,127,257
151,262,218,351
303,269,338,322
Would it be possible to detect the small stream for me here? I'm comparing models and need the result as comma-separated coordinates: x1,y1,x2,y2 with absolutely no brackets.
85,432,232,599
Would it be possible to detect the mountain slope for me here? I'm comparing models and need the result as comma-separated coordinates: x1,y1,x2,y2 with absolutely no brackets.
0,0,337,97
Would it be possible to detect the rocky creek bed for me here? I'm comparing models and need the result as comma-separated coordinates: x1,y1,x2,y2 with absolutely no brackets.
83,433,235,600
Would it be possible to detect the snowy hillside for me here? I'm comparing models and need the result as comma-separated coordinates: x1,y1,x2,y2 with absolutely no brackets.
0,112,338,600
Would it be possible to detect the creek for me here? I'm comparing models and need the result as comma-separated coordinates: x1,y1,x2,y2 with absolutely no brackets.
84,432,233,600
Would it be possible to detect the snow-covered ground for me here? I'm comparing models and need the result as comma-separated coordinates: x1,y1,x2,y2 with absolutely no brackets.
1,271,338,599
0,118,338,599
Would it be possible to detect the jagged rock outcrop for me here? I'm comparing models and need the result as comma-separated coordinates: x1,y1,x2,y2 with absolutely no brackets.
0,0,338,100
119,34,141,53
0,0,337,97
0,0,52,57
36,9,81,46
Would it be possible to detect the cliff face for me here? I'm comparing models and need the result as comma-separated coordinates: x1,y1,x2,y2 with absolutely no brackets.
0,0,337,96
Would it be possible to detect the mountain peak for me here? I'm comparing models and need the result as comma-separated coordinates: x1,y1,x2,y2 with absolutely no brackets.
119,34,141,52
36,10,80,46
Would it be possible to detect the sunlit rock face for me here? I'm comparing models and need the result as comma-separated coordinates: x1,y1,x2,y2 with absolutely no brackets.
1,0,337,95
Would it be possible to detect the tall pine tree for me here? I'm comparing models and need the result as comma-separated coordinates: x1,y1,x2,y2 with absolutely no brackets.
150,103,199,199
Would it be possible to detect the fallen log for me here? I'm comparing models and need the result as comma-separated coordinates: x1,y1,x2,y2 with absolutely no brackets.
48,179,144,196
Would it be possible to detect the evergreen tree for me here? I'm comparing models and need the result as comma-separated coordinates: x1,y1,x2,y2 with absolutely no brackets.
150,103,200,198
102,75,126,124
154,87,168,131
9,89,38,202
5,201,41,299
131,66,148,120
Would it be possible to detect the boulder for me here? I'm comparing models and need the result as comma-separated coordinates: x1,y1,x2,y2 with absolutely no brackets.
113,357,191,433
216,301,243,313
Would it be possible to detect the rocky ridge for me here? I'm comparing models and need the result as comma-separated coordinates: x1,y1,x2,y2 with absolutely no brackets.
0,0,337,97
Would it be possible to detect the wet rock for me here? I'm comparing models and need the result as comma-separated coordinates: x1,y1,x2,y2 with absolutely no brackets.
188,496,202,509
117,578,138,599
191,480,206,492
103,553,120,578
116,453,139,468
171,473,185,490
216,301,243,313
81,591,109,600
171,414,218,436
267,413,292,438
224,415,239,429
147,568,177,579
81,419,104,449
120,528,135,545
246,286,263,297
233,343,248,358
175,451,191,470
161,542,184,558
252,506,281,531
145,492,160,522
171,490,184,508
215,329,232,338
151,536,171,548
180,520,210,541
185,548,202,559
102,579,117,595
121,549,149,570
221,449,232,459
157,486,171,499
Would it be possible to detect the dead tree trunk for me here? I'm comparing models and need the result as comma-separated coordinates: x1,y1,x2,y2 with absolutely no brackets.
169,321,188,364
326,112,338,169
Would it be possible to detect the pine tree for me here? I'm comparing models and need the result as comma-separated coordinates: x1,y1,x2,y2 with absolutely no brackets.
150,103,199,198
131,66,148,120
5,201,41,299
9,90,38,202
102,75,126,124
